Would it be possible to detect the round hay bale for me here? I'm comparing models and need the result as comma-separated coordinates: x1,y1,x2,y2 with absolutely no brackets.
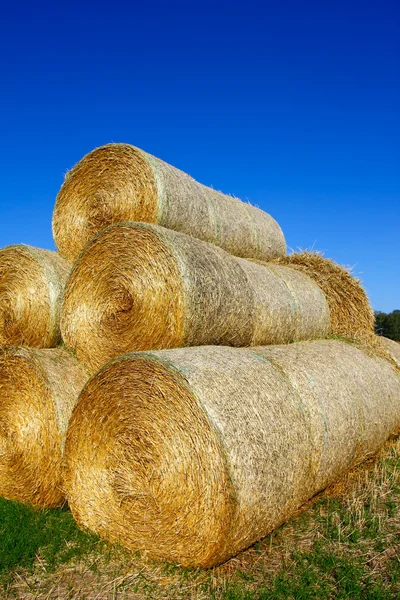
272,251,375,337
0,245,70,347
378,336,400,368
61,223,329,372
0,347,87,507
64,340,400,567
52,143,286,263
335,333,400,378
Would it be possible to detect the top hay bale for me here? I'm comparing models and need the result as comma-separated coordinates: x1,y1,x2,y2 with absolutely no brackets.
52,143,286,263
0,245,70,347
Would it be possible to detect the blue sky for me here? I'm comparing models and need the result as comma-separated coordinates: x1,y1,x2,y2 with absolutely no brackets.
0,0,398,311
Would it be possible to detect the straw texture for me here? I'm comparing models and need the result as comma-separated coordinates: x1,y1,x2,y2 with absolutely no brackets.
0,347,87,507
273,251,375,337
0,245,70,347
379,336,400,368
61,223,329,372
64,339,400,567
52,143,286,263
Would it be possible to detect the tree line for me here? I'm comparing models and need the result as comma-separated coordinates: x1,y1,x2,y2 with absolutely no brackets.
375,310,400,341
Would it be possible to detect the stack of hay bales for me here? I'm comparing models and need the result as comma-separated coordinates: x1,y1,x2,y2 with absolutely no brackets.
1,143,398,568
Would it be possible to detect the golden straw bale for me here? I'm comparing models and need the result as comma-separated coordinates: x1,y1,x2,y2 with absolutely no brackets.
272,251,374,337
377,336,400,368
52,143,286,263
0,245,70,347
64,340,400,568
0,347,87,507
333,332,400,376
61,223,329,372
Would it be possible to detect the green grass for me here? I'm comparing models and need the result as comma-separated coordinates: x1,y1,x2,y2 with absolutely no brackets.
0,498,102,585
1,437,399,599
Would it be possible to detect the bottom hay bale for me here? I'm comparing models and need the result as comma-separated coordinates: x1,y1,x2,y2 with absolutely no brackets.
0,347,87,507
64,339,400,568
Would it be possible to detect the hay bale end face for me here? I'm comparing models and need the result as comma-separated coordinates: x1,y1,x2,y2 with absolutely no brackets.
61,223,330,373
273,251,375,337
52,143,286,263
64,340,400,567
0,347,87,507
0,245,70,347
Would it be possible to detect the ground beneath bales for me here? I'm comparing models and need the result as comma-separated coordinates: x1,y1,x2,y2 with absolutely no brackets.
1,437,399,600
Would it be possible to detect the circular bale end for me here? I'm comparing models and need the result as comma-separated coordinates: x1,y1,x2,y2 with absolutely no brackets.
0,245,69,347
52,144,159,262
61,223,185,373
64,354,233,567
274,251,374,337
0,348,66,507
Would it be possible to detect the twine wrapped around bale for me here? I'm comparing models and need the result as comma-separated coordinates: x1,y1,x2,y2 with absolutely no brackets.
61,222,329,372
64,339,400,568
52,143,286,263
0,245,70,347
272,251,375,337
0,347,87,507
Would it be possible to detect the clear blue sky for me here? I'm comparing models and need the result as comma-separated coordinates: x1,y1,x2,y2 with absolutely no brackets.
0,1,398,312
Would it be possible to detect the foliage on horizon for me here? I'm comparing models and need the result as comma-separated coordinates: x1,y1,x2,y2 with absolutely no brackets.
375,310,400,341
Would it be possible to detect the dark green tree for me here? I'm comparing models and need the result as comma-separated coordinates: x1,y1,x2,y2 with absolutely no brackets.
375,310,400,341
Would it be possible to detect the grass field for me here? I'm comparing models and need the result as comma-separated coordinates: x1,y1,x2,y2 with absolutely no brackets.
1,436,399,599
